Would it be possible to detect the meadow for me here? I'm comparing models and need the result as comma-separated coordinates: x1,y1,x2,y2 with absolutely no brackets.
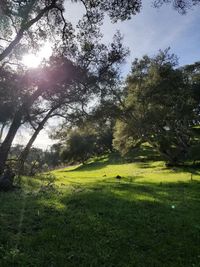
0,150,200,267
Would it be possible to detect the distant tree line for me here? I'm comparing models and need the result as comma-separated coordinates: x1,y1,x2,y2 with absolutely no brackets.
8,144,62,175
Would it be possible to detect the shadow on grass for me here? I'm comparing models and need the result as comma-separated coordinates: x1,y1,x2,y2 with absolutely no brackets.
178,163,200,175
161,163,200,180
133,162,160,169
61,155,118,173
56,141,200,177
125,145,161,163
0,179,200,267
62,148,162,173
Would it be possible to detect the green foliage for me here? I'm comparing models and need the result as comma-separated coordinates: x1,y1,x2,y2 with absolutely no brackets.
8,145,63,174
113,50,197,165
153,0,200,14
181,61,200,114
0,0,141,63
0,68,22,124
61,128,96,164
0,5,130,174
43,143,63,168
59,117,114,164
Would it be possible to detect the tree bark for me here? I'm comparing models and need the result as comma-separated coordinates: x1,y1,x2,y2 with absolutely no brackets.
17,107,57,174
0,122,6,143
0,87,43,175
0,109,23,174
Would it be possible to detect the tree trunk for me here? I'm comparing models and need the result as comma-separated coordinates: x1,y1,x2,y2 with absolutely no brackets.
17,107,56,175
0,88,43,175
158,147,180,167
0,122,6,143
0,109,23,174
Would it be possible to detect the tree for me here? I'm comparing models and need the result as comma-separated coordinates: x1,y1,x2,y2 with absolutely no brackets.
61,127,96,164
0,0,199,65
59,120,114,164
1,0,197,66
0,0,139,178
1,0,198,180
0,66,22,142
0,28,128,176
153,0,200,13
181,61,200,111
113,50,197,166
0,0,62,62
0,58,81,175
0,0,142,64
17,105,58,174
43,143,63,168
8,144,46,175
15,26,129,173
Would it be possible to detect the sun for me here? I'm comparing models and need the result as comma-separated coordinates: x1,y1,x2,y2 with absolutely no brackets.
22,42,52,68
22,54,41,68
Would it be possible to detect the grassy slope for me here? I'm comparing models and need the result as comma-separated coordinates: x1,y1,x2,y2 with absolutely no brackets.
0,153,200,267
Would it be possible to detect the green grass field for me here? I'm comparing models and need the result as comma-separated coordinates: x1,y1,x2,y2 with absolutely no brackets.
0,153,200,267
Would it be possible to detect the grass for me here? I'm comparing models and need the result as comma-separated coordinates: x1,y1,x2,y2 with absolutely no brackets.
0,151,200,267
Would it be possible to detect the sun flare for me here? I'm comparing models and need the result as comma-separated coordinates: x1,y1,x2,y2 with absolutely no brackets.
22,42,52,68
22,54,41,68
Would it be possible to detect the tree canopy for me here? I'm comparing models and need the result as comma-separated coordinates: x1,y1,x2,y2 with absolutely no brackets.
113,50,198,165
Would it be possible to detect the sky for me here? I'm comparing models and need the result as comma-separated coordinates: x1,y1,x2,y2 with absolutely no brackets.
65,0,200,69
13,0,200,149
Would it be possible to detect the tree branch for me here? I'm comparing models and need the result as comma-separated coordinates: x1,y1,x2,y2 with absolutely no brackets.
0,0,57,62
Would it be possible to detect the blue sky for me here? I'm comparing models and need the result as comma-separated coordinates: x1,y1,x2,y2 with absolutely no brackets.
102,1,200,73
14,0,200,149
65,0,200,72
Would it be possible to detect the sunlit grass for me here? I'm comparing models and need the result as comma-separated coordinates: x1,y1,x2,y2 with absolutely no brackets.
52,157,199,186
0,153,200,266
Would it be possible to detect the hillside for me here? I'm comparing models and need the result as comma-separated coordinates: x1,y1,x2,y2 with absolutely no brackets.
0,155,200,267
